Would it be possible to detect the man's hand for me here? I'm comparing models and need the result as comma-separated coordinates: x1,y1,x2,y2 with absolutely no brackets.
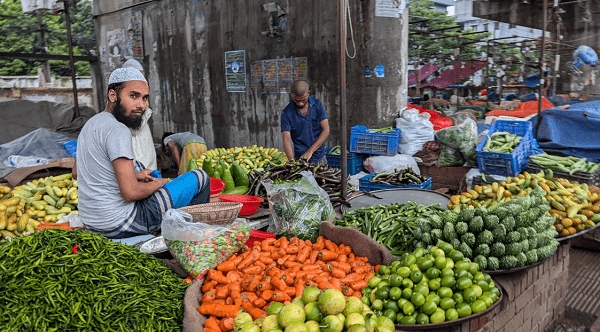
136,169,156,183
300,151,313,162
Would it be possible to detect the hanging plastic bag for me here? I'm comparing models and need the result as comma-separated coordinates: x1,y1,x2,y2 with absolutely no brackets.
263,171,335,242
435,118,478,167
395,108,435,156
363,154,421,175
161,209,250,279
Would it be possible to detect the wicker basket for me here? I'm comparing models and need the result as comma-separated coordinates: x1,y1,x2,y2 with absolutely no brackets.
178,202,242,225
209,193,222,203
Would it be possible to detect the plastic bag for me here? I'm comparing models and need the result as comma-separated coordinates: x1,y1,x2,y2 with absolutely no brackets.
264,171,335,242
395,108,435,156
161,209,250,279
364,154,421,175
435,118,478,167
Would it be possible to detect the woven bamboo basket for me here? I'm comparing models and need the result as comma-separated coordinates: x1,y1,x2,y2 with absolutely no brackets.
178,202,242,225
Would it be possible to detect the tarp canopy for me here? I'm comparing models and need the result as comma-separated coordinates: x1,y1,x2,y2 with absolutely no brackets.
419,61,487,89
486,97,555,118
408,64,441,86
529,101,600,162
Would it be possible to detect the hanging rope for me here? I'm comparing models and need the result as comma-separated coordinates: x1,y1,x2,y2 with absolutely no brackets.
344,0,357,59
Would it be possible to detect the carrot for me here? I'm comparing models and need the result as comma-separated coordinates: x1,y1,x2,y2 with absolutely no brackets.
337,254,348,263
279,237,289,248
204,328,221,332
364,272,375,283
258,256,274,265
285,245,299,254
243,265,263,275
202,291,216,303
318,250,338,261
241,277,260,292
261,289,274,301
295,281,306,298
342,286,354,297
233,253,247,266
313,237,325,251
282,274,294,286
341,273,362,284
283,261,301,269
254,260,267,270
216,260,236,272
331,267,346,279
318,281,337,290
283,287,296,296
330,278,342,290
205,317,222,332
261,238,276,251
353,266,370,275
337,262,352,274
230,283,242,301
254,298,267,308
271,277,287,291
257,280,273,291
238,250,259,271
241,302,267,320
271,291,292,302
215,285,230,299
351,280,368,291
220,318,234,332
225,297,234,305
324,239,338,253
202,280,218,293
197,304,240,318
307,250,319,264
271,248,284,259
304,240,312,247
353,292,362,299
226,271,242,282
208,270,229,284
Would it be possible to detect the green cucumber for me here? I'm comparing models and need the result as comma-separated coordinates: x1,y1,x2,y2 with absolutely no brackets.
222,186,249,196
231,162,250,187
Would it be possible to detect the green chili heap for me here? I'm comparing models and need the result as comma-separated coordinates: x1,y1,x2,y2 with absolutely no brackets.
0,229,188,331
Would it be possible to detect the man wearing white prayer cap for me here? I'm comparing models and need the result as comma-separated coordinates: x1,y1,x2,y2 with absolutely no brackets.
76,67,210,238
122,59,157,171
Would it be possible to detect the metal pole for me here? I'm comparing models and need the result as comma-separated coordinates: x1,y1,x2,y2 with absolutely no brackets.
415,56,420,96
63,0,80,119
537,0,547,135
553,6,560,94
36,9,51,83
339,0,348,198
486,41,490,109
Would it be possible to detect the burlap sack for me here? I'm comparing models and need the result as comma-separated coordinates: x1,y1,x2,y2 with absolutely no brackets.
182,278,206,332
319,221,399,266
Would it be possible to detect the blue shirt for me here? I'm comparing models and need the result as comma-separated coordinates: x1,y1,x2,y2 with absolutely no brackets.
281,96,327,163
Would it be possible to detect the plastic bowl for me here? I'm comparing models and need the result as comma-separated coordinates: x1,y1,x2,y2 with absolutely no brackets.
245,229,276,247
219,194,264,216
210,178,226,195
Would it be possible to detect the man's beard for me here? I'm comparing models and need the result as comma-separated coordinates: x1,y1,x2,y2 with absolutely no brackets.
112,97,143,130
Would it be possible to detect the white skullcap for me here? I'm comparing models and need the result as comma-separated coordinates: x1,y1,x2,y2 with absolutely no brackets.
122,59,144,71
108,67,147,85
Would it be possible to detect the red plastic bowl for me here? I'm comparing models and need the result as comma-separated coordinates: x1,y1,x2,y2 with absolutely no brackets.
210,178,226,195
219,194,264,216
245,229,276,247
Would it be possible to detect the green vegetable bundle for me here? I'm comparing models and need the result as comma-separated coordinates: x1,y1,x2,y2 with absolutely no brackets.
366,126,395,133
482,131,523,153
0,229,188,331
530,153,600,175
337,202,446,256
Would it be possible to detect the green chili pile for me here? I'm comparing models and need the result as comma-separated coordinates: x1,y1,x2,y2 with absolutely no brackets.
0,229,189,331
336,202,445,256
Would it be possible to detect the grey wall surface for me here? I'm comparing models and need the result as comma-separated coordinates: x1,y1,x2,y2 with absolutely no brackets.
93,0,408,149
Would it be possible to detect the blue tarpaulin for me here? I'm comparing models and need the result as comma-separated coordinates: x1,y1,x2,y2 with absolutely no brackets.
529,101,600,162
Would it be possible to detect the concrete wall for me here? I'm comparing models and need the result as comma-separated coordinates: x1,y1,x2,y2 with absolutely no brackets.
92,0,408,150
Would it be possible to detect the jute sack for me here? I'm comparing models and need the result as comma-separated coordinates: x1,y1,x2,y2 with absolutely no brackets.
319,220,399,266
182,278,206,332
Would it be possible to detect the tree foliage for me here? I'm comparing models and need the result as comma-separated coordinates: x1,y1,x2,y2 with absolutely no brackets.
409,0,490,63
0,0,95,76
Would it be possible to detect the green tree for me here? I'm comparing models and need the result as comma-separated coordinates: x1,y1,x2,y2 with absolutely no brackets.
409,0,490,63
0,0,95,76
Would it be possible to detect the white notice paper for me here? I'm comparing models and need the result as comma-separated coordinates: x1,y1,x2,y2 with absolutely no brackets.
376,0,403,18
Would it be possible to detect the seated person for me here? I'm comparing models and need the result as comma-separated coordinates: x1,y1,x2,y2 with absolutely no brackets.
162,132,208,175
76,67,210,239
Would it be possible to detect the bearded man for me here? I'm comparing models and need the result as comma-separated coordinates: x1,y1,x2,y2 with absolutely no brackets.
76,67,210,238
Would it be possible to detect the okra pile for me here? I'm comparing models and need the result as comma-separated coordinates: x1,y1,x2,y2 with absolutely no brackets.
0,229,189,331
482,131,523,153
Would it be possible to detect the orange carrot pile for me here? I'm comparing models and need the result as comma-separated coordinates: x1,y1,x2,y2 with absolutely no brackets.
198,236,374,332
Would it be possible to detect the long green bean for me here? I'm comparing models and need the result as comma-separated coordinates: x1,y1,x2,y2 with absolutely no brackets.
530,153,600,175
0,229,189,331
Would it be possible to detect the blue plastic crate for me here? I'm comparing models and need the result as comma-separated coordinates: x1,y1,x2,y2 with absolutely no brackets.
349,125,401,156
359,173,432,192
325,147,366,175
476,120,534,177
63,139,77,158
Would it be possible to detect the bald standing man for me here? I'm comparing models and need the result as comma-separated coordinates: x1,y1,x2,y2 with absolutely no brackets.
280,80,330,164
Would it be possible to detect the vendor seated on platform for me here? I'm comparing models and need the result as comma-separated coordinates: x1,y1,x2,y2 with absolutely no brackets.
76,67,210,239
162,132,208,176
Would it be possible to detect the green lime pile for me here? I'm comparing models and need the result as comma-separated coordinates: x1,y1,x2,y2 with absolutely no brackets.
233,287,395,332
361,244,500,325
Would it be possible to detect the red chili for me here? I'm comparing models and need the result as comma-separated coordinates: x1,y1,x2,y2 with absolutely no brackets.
72,245,80,254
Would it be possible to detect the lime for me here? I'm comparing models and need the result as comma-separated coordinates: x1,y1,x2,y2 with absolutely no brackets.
410,270,423,283
383,309,396,322
403,255,417,267
396,267,411,279
472,285,483,298
425,294,440,306
448,250,464,262
413,247,426,258
361,296,370,306
439,242,453,255
402,301,415,316
430,310,445,324
383,300,400,313
414,283,429,297
318,289,346,316
474,272,485,282
374,286,390,300
362,287,372,297
483,291,498,303
376,281,389,289
417,257,434,271
422,301,437,315
402,278,414,289
389,287,402,301
452,293,464,304
396,312,405,323
489,281,496,288
490,287,500,298
440,268,454,278
379,266,390,276
233,313,253,329
469,262,479,275
240,322,260,332
292,297,304,307
456,302,472,317
431,248,445,258
416,313,430,325
409,264,420,272
441,276,456,288
367,276,382,289
457,277,473,290
428,278,441,291
391,260,401,269
304,302,323,322
462,288,477,304
439,298,455,310
345,297,364,316
266,302,285,316
455,269,469,280
454,261,471,272
445,308,459,321
410,292,425,307
425,267,440,280
369,291,377,304
479,295,493,308
401,288,413,300
471,300,487,314
435,256,447,270
445,258,455,269
483,273,492,284
476,280,489,292
336,314,345,328
389,274,403,287
437,287,453,299
371,299,384,311
399,315,416,325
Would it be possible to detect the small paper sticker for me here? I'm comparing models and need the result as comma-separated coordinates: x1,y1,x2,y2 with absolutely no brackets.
375,65,385,78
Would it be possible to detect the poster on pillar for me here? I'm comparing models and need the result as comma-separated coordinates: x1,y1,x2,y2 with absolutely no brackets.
130,10,144,61
225,50,247,93
375,0,407,18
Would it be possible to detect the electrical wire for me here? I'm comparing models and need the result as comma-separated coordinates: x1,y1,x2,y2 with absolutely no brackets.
344,0,357,59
